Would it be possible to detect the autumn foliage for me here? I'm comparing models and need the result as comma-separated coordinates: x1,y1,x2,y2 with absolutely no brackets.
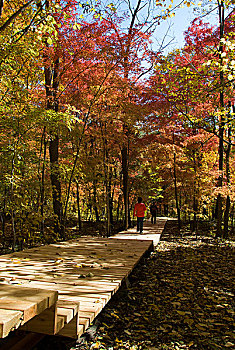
0,1,234,250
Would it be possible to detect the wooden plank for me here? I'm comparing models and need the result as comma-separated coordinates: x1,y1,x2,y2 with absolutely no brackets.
58,296,103,326
0,242,152,288
57,308,73,324
0,309,23,338
0,300,38,323
0,285,58,309
1,281,115,302
57,300,79,318
57,300,80,325
79,311,94,331
58,313,80,338
0,225,163,340
20,303,59,335
0,239,152,261
0,285,58,338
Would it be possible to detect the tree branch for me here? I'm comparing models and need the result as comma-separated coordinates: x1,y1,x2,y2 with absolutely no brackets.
0,0,35,32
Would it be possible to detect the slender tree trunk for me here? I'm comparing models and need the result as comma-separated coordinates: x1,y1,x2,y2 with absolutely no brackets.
172,132,181,230
216,1,225,238
173,151,181,230
1,187,7,248
44,55,63,237
40,129,47,237
10,149,16,251
121,147,129,229
224,196,230,238
49,133,63,235
93,180,100,222
223,103,232,238
0,1,4,17
76,182,81,231
192,151,198,232
231,203,234,234
116,195,121,223
105,183,111,236
120,0,141,230
10,143,17,251
108,176,113,226
102,124,111,236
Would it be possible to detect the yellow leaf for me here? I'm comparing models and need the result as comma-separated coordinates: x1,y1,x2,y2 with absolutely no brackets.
225,342,235,348
196,324,206,330
177,310,186,316
185,318,194,326
115,337,122,343
47,37,53,45
177,293,184,298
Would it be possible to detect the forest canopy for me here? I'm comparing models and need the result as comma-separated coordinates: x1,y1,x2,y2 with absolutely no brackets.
0,0,234,251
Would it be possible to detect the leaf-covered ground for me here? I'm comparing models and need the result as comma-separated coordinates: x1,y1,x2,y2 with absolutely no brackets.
35,221,235,350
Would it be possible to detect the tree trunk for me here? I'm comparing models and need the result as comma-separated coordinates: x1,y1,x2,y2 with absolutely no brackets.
120,0,141,230
76,182,81,231
192,150,198,232
93,180,100,222
1,187,7,248
40,129,47,238
121,147,129,230
223,103,232,238
173,151,181,230
49,134,63,235
116,195,121,223
44,55,63,237
108,178,113,226
230,203,234,234
223,195,230,239
216,1,225,238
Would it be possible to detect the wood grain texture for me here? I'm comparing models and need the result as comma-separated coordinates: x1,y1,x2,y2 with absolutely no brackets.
0,219,167,339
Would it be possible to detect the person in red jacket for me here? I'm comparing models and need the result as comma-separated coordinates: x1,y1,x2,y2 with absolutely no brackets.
133,197,147,234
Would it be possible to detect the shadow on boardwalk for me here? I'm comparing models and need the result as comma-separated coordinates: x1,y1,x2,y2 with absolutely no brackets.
34,220,234,350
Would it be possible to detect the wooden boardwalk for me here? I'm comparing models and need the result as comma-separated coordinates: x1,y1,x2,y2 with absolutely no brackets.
113,218,168,246
0,218,168,340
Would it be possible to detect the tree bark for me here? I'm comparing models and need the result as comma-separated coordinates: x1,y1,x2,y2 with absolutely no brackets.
0,187,7,248
0,0,4,17
120,0,142,230
44,52,63,237
76,181,82,231
216,0,225,238
40,129,47,237
49,133,63,234
173,151,181,230
121,147,129,230
93,180,100,222
223,103,232,238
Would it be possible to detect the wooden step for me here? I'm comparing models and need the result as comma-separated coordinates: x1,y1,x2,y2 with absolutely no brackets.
20,300,81,337
57,300,79,324
58,313,80,338
0,284,58,338
0,309,23,338
20,303,60,335
0,228,167,341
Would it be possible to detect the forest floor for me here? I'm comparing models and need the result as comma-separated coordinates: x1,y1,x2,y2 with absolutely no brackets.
34,220,235,350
